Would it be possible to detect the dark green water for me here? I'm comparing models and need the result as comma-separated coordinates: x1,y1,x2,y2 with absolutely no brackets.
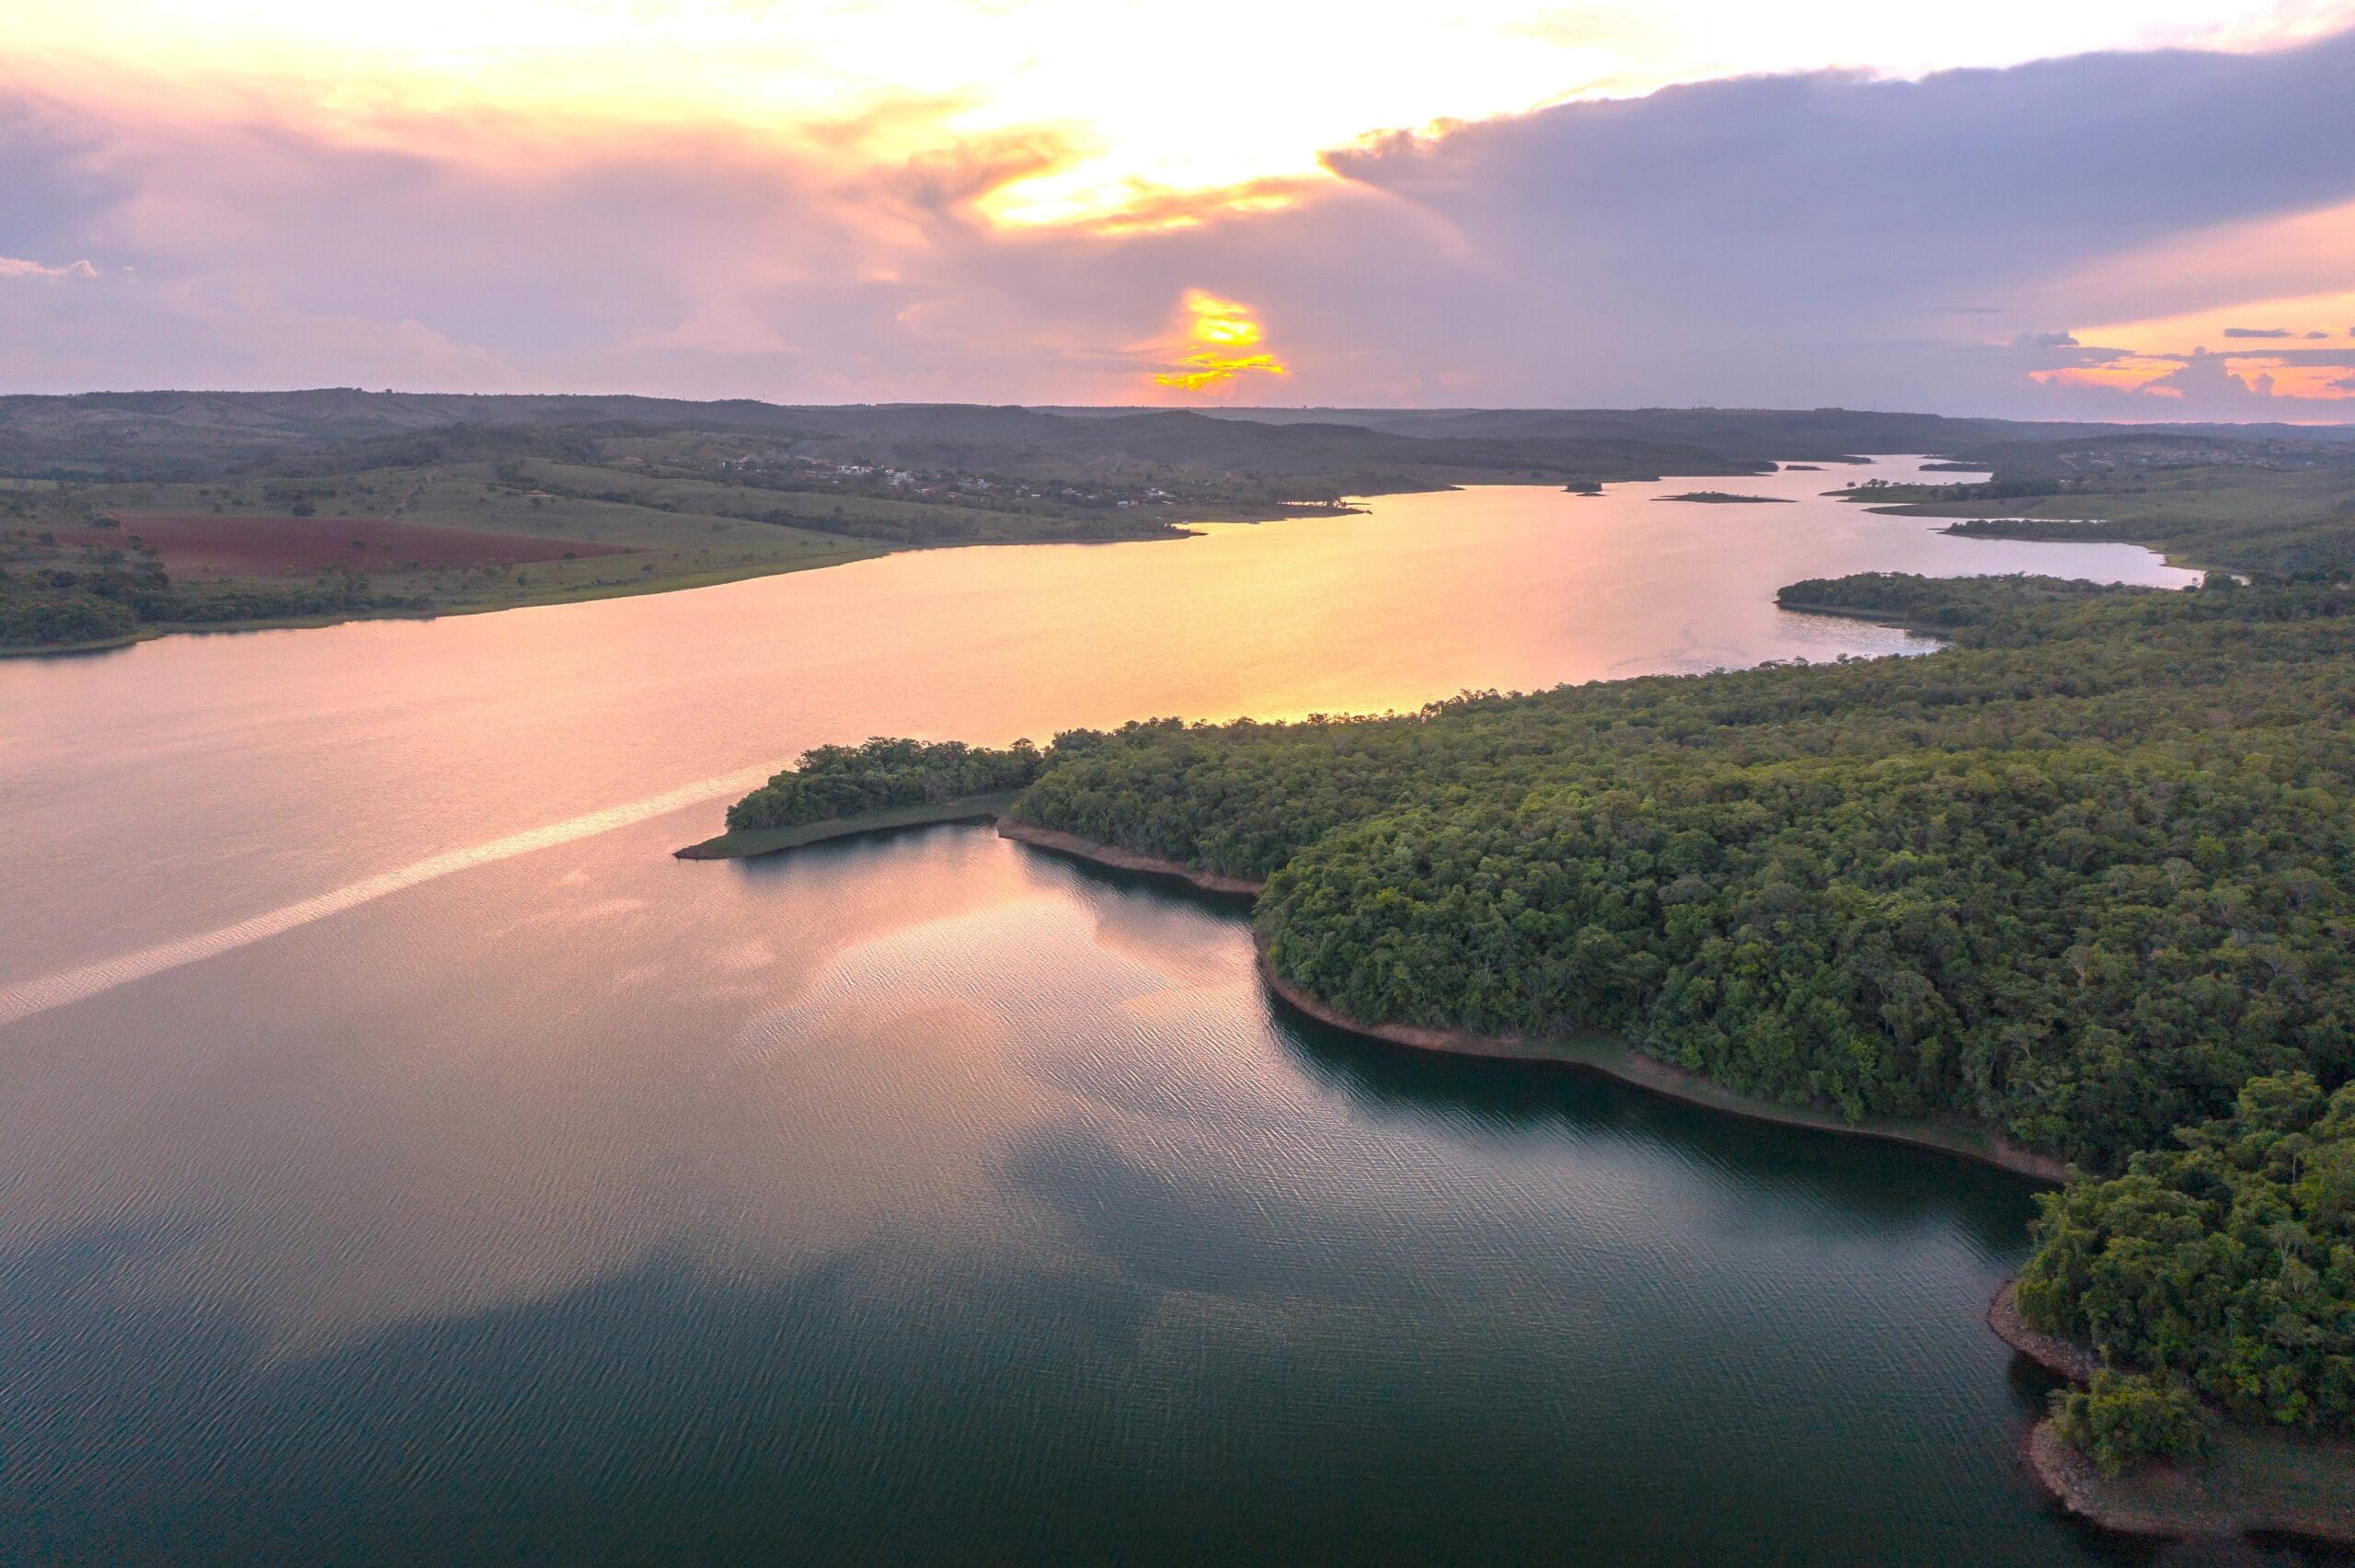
1,468,2282,1563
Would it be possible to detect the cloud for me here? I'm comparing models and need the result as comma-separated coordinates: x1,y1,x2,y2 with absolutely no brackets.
6,28,2355,415
2223,326,2293,338
0,255,97,279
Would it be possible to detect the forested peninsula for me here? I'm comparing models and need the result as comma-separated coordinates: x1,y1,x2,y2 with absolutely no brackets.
703,566,2355,1536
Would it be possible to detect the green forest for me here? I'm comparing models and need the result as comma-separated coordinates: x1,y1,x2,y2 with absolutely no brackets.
722,562,2355,1475
2019,1073,2354,1458
1,559,420,649
1005,577,2351,1171
725,736,1067,832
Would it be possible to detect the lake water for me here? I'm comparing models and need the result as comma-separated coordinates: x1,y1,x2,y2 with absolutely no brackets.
2,462,2273,1563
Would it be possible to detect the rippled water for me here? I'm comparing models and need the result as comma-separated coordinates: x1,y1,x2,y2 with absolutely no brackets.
3,464,2268,1563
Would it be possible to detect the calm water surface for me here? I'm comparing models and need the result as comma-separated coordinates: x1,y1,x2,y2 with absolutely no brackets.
1,464,2276,1562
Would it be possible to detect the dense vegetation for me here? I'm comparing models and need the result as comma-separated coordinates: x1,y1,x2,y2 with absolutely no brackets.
0,577,135,647
2049,1368,2215,1476
724,735,1075,832
1860,440,2355,579
720,566,2355,1475
2019,1074,2355,1441
0,560,419,648
1003,578,2355,1171
1775,572,2139,629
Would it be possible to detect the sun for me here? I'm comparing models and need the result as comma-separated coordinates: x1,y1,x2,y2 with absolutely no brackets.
1153,291,1291,395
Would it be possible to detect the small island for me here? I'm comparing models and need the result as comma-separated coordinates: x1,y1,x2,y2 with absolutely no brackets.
1653,490,1794,503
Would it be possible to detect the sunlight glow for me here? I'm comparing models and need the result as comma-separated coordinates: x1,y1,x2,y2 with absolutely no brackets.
2049,288,2355,402
8,0,2349,229
1153,292,1291,393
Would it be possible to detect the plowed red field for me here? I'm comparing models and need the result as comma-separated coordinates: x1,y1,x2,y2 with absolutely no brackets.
78,513,628,576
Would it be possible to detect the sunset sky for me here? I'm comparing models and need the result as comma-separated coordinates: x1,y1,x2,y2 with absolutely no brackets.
6,1,2355,416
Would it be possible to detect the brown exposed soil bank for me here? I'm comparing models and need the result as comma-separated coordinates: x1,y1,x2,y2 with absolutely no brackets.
1254,942,2069,1182
1991,1282,2355,1547
1986,1282,2099,1382
994,818,1263,895
983,821,2067,1181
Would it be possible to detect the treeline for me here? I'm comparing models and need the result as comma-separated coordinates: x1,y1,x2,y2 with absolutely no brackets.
1847,476,2066,503
1,563,423,649
1775,572,2141,629
723,571,2352,1474
1005,578,2354,1171
0,580,136,647
2019,1074,2354,1456
724,732,1128,833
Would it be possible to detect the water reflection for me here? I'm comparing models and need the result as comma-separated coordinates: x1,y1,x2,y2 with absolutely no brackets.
0,466,2237,1563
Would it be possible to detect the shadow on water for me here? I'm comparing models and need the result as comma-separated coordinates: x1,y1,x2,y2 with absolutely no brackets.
1268,995,2045,1252
718,818,1021,882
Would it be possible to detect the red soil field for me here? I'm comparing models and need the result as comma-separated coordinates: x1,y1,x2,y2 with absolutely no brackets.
74,513,629,577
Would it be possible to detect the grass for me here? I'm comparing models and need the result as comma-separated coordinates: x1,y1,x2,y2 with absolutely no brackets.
673,793,1020,860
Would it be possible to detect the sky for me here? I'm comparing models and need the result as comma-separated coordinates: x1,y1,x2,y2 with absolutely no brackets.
5,0,2355,417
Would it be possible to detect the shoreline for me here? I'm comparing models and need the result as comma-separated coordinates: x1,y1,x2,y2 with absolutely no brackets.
681,806,2071,1181
989,819,2070,1183
1837,498,2227,579
979,823,2351,1548
676,793,1019,859
994,818,1264,894
1985,1282,2098,1382
1253,938,2069,1182
1990,1281,2355,1547
1771,599,1955,638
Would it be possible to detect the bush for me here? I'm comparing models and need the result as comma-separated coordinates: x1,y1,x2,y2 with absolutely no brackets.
0,586,137,647
2051,1370,2212,1477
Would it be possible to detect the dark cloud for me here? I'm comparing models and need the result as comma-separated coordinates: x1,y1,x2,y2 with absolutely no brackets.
2014,330,2080,348
2223,326,2295,338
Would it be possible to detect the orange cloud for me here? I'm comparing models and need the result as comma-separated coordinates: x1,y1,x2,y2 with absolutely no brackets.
2224,357,2355,399
2031,348,2355,403
1152,290,1291,394
2030,354,2180,391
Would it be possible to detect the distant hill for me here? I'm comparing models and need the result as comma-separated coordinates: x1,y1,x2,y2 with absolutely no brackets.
5,389,2349,486
1160,406,2355,463
0,392,1751,486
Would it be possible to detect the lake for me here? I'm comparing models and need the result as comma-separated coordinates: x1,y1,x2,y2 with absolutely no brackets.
1,463,2274,1562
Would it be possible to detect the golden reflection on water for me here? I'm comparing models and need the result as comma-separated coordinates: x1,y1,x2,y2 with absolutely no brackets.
0,461,2190,997
0,459,2189,1353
